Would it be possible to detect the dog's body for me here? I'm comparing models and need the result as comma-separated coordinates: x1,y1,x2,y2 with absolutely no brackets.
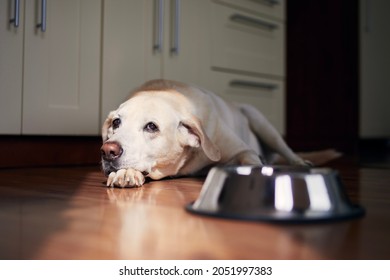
101,79,309,187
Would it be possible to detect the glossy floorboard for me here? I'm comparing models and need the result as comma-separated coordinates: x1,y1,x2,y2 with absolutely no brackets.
0,158,389,259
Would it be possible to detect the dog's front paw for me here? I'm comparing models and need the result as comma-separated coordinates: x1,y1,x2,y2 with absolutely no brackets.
106,168,145,188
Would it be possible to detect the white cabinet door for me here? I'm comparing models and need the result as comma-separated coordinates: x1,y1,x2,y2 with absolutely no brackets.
101,0,208,123
198,0,286,134
210,1,285,77
162,0,206,84
22,0,101,135
101,0,153,123
0,0,24,134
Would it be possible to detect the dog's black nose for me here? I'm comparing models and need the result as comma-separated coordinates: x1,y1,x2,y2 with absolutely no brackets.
101,141,123,161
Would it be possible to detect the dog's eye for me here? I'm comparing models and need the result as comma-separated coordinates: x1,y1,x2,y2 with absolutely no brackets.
112,118,121,129
144,122,159,133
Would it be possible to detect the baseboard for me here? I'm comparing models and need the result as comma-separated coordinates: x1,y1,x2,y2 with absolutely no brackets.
0,136,102,168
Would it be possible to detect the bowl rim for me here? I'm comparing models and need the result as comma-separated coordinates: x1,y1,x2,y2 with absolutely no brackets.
186,165,366,223
186,202,365,224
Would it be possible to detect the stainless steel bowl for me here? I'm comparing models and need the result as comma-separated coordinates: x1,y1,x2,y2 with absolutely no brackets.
186,165,365,223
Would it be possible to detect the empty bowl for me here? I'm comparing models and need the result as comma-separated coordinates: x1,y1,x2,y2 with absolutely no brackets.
186,165,365,223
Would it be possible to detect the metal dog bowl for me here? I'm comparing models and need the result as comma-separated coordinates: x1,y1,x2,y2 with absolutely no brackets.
186,166,365,223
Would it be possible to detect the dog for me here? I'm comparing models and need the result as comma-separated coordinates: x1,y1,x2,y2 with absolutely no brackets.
101,79,311,187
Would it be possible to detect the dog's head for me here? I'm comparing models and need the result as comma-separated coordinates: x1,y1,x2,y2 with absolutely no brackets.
100,91,221,180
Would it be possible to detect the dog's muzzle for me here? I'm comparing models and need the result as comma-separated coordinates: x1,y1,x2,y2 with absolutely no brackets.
101,141,123,176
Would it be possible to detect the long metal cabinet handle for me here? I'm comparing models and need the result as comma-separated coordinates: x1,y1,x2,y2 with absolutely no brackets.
266,0,280,5
154,0,164,52
9,0,20,28
230,80,278,91
230,14,278,30
252,0,280,6
36,0,47,32
170,0,180,55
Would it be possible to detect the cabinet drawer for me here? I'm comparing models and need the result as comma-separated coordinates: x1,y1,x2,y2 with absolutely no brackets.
210,2,284,77
213,0,285,20
205,71,285,134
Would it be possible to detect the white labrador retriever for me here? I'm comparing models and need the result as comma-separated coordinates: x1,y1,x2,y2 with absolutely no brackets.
101,79,309,187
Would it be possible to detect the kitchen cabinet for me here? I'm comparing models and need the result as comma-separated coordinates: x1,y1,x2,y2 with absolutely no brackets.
101,0,286,134
101,0,208,123
199,0,286,134
209,1,285,77
0,0,101,135
1,0,286,136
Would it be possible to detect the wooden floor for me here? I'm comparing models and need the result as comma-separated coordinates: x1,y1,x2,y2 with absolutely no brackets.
0,158,389,260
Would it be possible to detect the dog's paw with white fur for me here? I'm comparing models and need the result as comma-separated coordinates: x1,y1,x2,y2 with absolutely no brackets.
106,168,145,188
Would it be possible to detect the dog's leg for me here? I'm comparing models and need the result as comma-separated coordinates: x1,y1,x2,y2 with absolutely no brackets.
213,120,264,166
230,150,264,165
239,104,310,166
107,168,145,187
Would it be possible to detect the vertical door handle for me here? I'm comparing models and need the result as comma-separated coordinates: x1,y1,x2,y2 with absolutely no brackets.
154,0,164,52
36,0,47,32
170,0,180,55
9,0,20,28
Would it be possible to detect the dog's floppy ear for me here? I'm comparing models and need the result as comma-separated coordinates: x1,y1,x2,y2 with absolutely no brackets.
178,117,221,162
102,111,115,141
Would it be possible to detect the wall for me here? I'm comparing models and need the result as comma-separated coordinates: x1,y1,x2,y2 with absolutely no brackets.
360,0,390,138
